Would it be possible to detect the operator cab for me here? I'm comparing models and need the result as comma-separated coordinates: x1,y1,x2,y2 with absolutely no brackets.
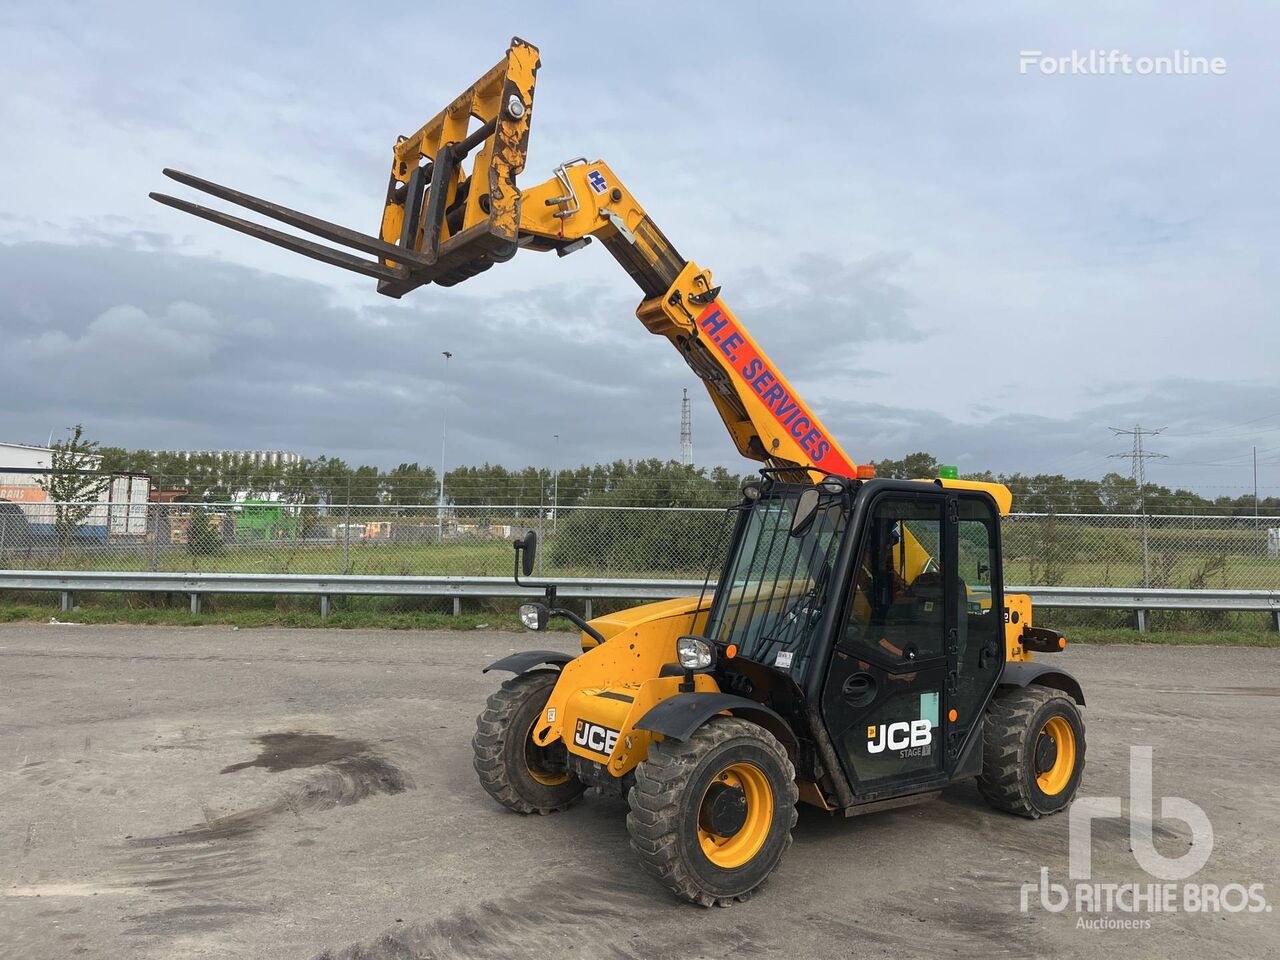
697,474,1007,803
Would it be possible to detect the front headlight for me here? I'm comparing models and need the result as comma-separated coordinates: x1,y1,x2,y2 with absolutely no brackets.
676,636,713,670
519,603,547,631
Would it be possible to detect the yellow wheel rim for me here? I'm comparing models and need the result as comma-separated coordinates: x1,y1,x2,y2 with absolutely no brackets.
524,718,569,786
1036,715,1076,796
696,762,774,869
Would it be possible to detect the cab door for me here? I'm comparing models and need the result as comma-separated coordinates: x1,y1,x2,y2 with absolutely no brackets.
945,494,1006,758
820,492,952,798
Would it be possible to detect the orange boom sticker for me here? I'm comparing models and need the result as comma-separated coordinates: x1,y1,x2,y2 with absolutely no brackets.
694,302,854,476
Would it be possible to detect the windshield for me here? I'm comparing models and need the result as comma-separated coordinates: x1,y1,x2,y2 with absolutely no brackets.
704,490,848,680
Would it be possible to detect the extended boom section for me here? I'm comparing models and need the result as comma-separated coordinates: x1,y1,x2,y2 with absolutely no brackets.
151,39,540,292
149,37,855,479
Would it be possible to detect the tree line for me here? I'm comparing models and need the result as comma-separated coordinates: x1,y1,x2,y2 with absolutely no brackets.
85,443,1279,516
874,452,1277,516
97,446,753,509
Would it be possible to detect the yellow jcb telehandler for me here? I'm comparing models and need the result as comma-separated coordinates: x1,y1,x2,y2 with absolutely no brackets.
152,37,1086,907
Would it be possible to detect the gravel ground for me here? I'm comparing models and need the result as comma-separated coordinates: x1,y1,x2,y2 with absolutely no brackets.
1,624,1276,959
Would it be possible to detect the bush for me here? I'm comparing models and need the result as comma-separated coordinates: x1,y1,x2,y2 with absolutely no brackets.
547,462,744,576
187,510,226,558
550,507,728,576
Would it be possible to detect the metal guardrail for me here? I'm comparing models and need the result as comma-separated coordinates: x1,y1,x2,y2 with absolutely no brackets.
1028,585,1280,631
1026,585,1280,611
3,570,1278,631
0,569,700,619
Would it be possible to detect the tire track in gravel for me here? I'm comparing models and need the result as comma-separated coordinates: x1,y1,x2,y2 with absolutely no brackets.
121,732,414,937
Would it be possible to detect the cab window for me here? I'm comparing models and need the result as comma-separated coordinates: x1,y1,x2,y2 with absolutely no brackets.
843,497,945,663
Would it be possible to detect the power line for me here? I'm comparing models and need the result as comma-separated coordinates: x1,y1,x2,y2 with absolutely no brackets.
1165,408,1280,440
680,388,693,467
1108,424,1167,499
1108,424,1167,587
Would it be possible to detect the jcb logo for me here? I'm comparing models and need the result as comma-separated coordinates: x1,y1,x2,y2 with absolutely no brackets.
867,720,932,754
573,720,620,756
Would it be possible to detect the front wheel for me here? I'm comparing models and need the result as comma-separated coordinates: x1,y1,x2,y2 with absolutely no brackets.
626,717,798,907
978,685,1086,818
472,671,585,815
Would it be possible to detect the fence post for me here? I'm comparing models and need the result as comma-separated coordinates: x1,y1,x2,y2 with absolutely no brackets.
0,515,7,566
343,479,352,575
149,503,160,572
537,511,545,577
584,597,593,620
61,591,73,613
452,596,461,616
1134,609,1146,633
1140,515,1151,588
320,594,331,621
190,593,201,615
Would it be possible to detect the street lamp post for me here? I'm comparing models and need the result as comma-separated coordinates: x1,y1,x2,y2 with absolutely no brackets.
439,351,451,542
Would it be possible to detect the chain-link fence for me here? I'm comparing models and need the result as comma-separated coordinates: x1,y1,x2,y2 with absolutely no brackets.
0,501,734,579
1,500,1279,589
1001,513,1280,590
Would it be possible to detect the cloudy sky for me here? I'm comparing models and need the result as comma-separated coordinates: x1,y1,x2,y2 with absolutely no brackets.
1,2,1276,495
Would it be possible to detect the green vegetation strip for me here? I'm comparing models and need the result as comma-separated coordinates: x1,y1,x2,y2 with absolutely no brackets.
1061,626,1279,648
0,602,1274,645
0,604,528,631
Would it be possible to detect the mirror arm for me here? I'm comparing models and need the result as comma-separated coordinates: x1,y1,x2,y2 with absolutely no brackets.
512,542,559,604
550,607,606,646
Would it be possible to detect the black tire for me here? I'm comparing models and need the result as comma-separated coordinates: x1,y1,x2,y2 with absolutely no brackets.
978,685,1086,818
472,671,585,815
626,717,798,907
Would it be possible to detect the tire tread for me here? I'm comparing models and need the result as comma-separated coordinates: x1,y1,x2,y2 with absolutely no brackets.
625,717,798,907
472,672,584,815
977,685,1084,819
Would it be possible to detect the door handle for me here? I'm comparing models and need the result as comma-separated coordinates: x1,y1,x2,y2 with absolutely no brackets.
842,672,876,706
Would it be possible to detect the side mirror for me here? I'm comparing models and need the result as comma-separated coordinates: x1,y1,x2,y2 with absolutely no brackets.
790,488,821,537
516,529,538,577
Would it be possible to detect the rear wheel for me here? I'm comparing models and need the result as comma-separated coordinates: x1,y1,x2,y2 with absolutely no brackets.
626,717,797,907
472,671,585,815
978,685,1085,818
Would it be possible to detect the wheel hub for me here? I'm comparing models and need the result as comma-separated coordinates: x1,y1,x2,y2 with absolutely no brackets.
1034,732,1059,773
1034,715,1077,796
699,781,748,837
524,718,569,786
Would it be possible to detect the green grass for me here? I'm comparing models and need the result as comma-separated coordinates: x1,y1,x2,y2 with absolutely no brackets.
2,540,712,580
0,604,529,631
8,541,1279,589
1,595,1275,645
1060,626,1279,647
1002,555,1280,591
0,591,595,631
6,541,518,576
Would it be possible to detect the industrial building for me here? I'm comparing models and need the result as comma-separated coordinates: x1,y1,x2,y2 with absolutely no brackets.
0,441,148,541
148,449,303,468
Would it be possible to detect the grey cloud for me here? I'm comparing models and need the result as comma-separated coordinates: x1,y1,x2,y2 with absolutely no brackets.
0,241,712,469
3,238,1276,501
814,376,1280,496
1,3,1277,500
731,252,924,382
